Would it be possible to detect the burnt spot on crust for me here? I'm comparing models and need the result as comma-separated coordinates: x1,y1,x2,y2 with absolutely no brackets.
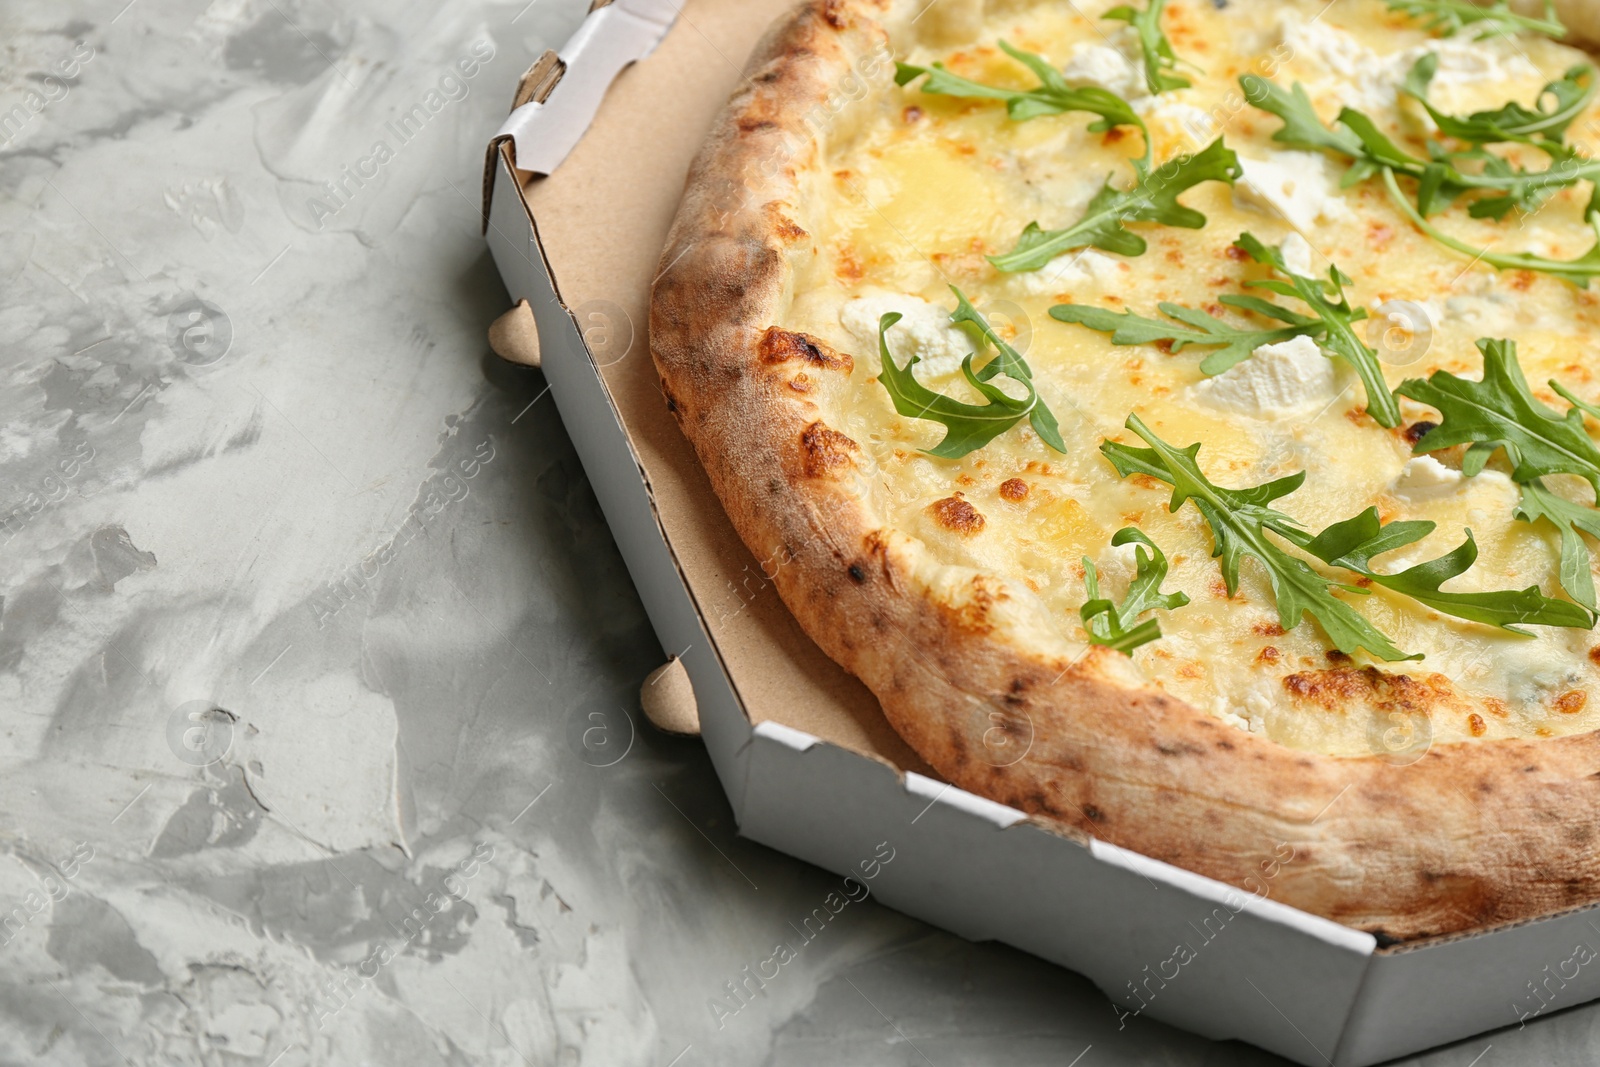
1021,790,1051,814
945,573,1004,634
1082,804,1105,823
763,203,810,242
799,421,859,478
1282,665,1460,719
847,562,867,584
998,478,1029,502
659,376,680,415
738,117,779,133
758,327,853,372
929,494,986,535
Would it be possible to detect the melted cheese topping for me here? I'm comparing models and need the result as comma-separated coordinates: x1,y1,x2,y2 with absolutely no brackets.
781,0,1600,756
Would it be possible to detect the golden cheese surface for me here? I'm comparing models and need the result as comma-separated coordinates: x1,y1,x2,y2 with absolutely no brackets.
779,0,1600,756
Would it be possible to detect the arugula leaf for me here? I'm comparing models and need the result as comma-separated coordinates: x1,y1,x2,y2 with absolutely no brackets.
1284,506,1592,631
1105,0,1191,93
1233,233,1400,427
1381,168,1600,287
990,138,1241,271
1398,337,1600,609
1553,379,1600,421
1517,480,1600,611
1052,235,1397,420
1240,76,1366,158
1243,74,1600,220
1386,0,1566,40
895,41,1147,132
1050,297,1321,375
1398,337,1600,489
875,287,1065,459
948,287,1067,452
1102,416,1589,656
1101,414,1418,660
1403,55,1595,144
1080,527,1191,653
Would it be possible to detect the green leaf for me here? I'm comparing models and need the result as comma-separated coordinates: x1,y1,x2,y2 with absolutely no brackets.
1049,298,1321,375
1517,480,1600,611
1233,233,1400,428
875,288,1065,459
1100,414,1418,660
948,287,1067,451
990,138,1241,272
1080,527,1191,653
1397,337,1600,491
1245,75,1600,221
1386,0,1566,40
1239,75,1365,157
1403,55,1596,144
1382,169,1600,287
1398,337,1600,609
896,41,1147,135
1284,506,1593,632
1105,0,1192,93
1102,416,1592,657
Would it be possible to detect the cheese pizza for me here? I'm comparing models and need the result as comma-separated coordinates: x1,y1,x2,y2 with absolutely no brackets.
651,0,1600,941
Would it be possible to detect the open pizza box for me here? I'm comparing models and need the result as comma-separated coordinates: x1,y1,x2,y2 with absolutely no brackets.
480,1,1600,1061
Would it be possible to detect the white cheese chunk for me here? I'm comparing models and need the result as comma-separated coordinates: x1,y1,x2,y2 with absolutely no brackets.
1192,334,1340,418
1097,538,1144,584
839,292,970,378
1407,39,1542,114
1393,456,1519,512
1061,41,1144,98
1279,233,1315,277
1277,10,1541,112
1278,15,1379,83
1235,152,1353,234
1136,97,1216,146
1011,249,1126,296
1394,456,1463,496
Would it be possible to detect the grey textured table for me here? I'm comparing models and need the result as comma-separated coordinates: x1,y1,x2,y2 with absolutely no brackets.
2,1,1597,1063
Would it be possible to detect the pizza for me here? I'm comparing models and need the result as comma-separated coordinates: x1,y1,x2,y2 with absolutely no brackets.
649,0,1600,942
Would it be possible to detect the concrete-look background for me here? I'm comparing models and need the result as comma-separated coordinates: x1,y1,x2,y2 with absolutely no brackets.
3,1,1600,1063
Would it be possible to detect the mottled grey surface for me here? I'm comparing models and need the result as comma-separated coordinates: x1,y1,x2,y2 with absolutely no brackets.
2,1,1599,1064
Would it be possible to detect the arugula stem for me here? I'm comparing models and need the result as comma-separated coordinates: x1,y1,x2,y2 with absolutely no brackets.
1387,0,1565,39
1381,167,1600,286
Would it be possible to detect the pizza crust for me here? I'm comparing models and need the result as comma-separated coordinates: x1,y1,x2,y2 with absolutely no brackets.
648,0,1600,942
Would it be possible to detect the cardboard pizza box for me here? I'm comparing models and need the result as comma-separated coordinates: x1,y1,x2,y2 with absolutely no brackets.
479,1,1600,1062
